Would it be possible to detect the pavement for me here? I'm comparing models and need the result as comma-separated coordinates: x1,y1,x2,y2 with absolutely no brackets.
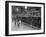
11,21,40,31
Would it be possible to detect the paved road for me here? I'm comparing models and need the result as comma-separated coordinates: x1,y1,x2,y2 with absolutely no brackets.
11,21,39,31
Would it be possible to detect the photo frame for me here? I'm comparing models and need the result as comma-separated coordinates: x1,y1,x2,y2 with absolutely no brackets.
5,1,45,36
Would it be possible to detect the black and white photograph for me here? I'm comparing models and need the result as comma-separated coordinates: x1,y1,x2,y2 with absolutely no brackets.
5,1,45,36
12,6,41,31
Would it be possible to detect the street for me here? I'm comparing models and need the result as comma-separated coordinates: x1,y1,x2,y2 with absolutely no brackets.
11,21,39,31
